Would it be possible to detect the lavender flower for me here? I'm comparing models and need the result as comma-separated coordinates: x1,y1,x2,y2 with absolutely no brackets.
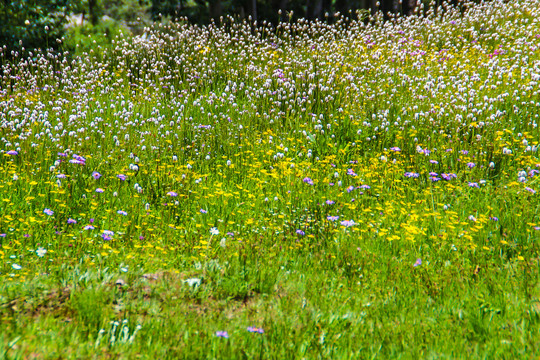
215,331,229,338
340,220,356,227
413,258,422,267
44,208,54,216
303,177,314,185
92,171,102,180
247,327,264,334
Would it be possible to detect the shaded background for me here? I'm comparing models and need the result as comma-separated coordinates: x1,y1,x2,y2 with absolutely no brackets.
1,0,467,59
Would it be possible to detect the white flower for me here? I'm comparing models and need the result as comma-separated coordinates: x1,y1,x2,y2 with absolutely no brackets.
36,247,47,257
210,227,219,236
220,238,227,248
12,264,22,270
184,278,201,287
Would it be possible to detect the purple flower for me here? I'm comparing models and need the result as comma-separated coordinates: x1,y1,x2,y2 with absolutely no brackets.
466,162,476,169
247,327,264,334
413,258,422,267
303,177,314,185
44,208,54,216
404,172,420,178
84,225,95,230
117,174,126,181
200,209,207,214
429,172,438,176
296,229,305,236
117,210,127,216
167,191,178,197
347,169,358,177
390,147,401,152
95,188,104,193
325,200,335,206
525,187,536,194
6,150,18,155
101,230,114,241
461,150,469,155
67,218,77,224
490,216,498,221
430,177,441,182
58,152,67,157
346,186,354,193
0,234,6,237
340,220,356,227
468,182,479,188
57,174,66,179
429,160,438,164
92,171,102,180
215,331,229,338
359,185,370,190
327,216,339,221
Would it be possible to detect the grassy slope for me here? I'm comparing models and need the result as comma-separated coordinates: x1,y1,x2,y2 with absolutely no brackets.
1,1,540,358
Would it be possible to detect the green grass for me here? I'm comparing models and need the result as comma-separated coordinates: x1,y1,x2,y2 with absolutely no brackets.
1,0,540,358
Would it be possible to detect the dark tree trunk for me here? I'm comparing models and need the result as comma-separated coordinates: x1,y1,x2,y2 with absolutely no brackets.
251,0,257,20
402,0,417,15
208,0,222,19
307,0,323,20
88,0,98,25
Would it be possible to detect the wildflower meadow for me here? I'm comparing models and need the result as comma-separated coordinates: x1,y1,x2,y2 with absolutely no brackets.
1,0,540,358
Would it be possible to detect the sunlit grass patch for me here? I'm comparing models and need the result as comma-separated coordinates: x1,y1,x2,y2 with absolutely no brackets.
1,0,540,358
